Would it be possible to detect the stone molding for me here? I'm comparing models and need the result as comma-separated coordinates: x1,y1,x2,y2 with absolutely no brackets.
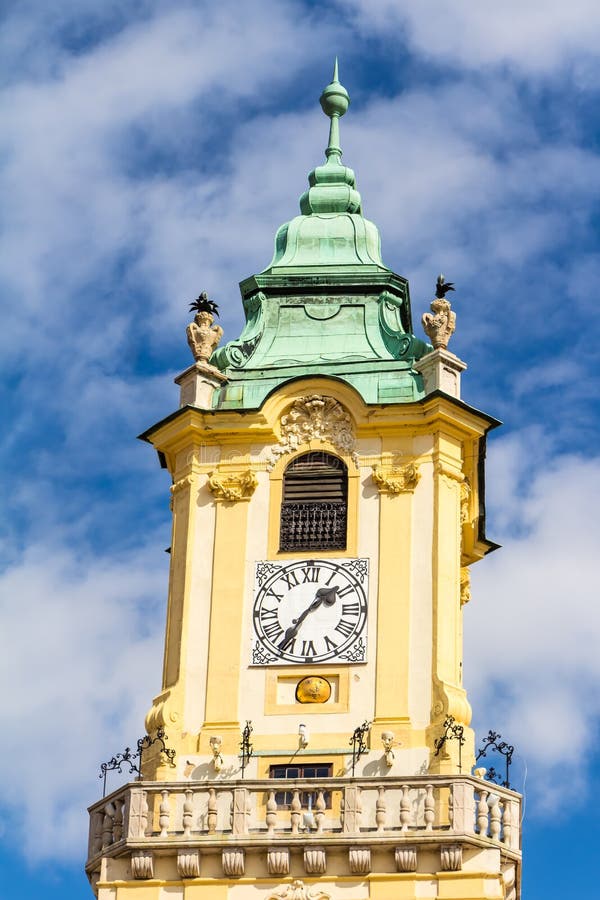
269,395,358,468
130,849,153,879
372,462,420,494
208,469,258,502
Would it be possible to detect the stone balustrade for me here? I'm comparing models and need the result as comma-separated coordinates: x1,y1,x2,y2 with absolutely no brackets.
87,774,521,882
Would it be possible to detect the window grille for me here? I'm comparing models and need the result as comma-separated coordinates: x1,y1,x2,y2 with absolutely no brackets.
279,452,348,552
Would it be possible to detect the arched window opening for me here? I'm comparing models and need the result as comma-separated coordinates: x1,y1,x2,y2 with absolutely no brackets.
279,452,348,552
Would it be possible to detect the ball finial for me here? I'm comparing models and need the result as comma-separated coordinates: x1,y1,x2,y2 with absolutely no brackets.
319,57,350,119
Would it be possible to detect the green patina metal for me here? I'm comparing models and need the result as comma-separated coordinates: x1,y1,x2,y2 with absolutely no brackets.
210,62,431,410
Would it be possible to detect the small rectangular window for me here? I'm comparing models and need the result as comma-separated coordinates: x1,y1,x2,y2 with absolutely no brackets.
269,763,333,808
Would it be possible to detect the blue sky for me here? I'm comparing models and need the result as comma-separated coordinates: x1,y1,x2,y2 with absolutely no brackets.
1,1,599,896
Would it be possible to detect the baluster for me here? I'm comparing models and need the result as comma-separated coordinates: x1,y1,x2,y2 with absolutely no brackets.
92,810,103,855
140,791,148,838
102,803,114,849
476,790,489,836
315,789,326,834
448,782,454,829
290,789,301,835
183,789,194,837
356,786,363,830
424,784,435,831
400,784,411,831
112,799,123,842
207,788,217,834
339,794,345,830
266,790,277,834
502,799,511,845
245,791,252,833
489,794,501,841
159,790,170,837
375,785,386,833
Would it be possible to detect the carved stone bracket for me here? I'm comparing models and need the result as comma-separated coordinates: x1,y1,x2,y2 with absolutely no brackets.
304,846,327,874
440,844,463,871
267,847,290,875
144,687,180,734
268,880,331,900
395,845,418,872
222,847,245,876
208,469,258,502
372,462,420,494
349,846,371,874
268,395,358,468
430,679,472,727
131,849,153,879
177,848,200,878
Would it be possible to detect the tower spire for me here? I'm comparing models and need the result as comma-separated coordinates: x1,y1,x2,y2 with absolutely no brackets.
320,57,350,161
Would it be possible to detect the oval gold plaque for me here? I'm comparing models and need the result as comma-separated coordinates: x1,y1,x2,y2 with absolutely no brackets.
295,676,332,704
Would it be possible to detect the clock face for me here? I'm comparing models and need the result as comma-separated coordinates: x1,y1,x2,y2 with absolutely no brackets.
251,558,369,666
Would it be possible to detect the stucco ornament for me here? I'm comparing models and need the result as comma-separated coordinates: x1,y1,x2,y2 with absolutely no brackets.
372,462,420,493
186,292,224,363
269,395,357,468
268,881,331,900
460,566,471,606
208,469,258,502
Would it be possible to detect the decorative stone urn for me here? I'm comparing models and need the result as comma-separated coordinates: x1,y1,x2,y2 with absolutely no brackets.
186,310,224,363
422,297,456,349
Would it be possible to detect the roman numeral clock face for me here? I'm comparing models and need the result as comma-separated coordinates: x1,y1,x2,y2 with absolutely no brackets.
251,559,369,665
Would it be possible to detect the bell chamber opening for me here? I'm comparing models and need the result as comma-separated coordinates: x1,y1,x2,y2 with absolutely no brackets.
279,451,348,552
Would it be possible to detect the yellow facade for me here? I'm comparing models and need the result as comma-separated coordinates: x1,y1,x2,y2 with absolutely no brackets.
140,378,491,773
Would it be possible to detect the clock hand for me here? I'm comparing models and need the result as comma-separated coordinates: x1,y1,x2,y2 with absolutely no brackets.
279,586,340,647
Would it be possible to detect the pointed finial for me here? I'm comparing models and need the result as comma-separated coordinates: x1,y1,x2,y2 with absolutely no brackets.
319,59,350,160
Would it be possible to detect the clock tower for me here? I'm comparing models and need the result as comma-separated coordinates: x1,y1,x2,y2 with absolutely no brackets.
87,64,522,900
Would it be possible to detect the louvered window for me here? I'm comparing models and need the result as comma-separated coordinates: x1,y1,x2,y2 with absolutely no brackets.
279,452,347,552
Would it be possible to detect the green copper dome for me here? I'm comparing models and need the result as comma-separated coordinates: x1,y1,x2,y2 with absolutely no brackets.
209,62,432,412
264,60,386,273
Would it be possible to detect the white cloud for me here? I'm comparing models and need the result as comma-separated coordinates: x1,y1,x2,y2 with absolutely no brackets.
0,539,167,861
344,0,600,74
465,441,600,806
